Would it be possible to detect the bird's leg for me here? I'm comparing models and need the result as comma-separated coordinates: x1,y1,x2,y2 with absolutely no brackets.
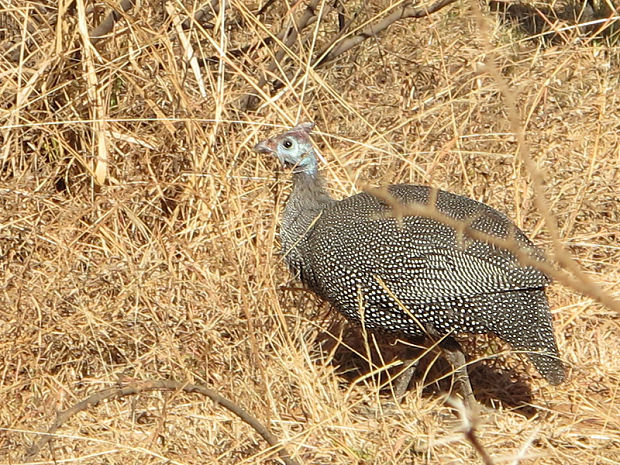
439,336,477,408
393,358,419,399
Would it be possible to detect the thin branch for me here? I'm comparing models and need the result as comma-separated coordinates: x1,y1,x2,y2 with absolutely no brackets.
468,0,620,312
242,0,335,109
366,186,620,314
24,379,302,465
245,0,457,108
312,1,365,69
90,0,223,43
181,0,222,30
90,0,135,42
448,397,496,465
314,0,459,67
333,0,345,31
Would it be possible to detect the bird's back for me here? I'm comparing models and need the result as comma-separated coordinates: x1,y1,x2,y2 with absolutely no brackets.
305,184,549,301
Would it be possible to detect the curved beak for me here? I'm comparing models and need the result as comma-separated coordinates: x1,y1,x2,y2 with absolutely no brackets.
254,140,273,153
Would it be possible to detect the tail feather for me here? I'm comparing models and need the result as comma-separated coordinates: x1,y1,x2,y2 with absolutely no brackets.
475,289,565,384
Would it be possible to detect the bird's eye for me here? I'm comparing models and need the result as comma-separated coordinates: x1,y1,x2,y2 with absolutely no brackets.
282,139,293,149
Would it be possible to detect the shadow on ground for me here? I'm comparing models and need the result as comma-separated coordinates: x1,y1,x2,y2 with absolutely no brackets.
314,321,537,417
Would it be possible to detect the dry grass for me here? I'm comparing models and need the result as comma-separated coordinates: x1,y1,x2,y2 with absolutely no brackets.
1,0,619,464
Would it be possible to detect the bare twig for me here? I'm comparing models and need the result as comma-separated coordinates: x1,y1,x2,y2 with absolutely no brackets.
333,0,345,31
90,0,135,42
366,186,620,313
264,0,323,81
25,379,302,465
468,0,620,312
314,0,459,67
90,0,223,42
448,397,496,465
243,0,334,109
257,0,279,16
247,0,457,108
181,0,222,30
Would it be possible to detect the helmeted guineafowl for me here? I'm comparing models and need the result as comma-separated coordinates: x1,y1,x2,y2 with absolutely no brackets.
255,122,565,404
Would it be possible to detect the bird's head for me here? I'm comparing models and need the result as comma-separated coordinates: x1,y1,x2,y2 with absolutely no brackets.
254,122,318,175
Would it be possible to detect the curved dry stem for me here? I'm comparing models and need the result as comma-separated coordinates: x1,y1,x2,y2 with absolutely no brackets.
366,186,620,314
467,0,619,313
24,379,302,465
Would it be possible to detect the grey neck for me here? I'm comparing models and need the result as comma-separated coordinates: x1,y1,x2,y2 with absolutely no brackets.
289,170,332,211
280,170,333,267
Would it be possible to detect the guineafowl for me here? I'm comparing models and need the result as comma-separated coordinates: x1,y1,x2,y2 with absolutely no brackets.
255,122,565,404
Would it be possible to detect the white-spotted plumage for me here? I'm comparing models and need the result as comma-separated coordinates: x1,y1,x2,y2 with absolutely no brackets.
255,123,565,386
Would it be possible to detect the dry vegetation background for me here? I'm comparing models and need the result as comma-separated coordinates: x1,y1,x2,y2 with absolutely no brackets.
1,0,619,463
